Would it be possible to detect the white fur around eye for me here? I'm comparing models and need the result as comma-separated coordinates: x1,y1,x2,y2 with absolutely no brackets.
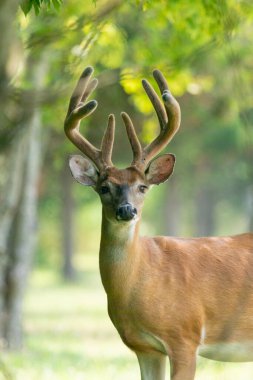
138,185,148,194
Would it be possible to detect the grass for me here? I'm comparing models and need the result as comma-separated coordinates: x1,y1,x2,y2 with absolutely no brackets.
1,253,253,380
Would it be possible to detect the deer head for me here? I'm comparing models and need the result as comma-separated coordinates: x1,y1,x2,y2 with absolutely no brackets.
64,67,181,223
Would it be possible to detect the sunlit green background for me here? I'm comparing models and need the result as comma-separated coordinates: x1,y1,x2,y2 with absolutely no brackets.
0,0,253,379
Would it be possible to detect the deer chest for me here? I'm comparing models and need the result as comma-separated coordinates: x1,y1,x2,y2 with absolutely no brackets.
107,295,168,354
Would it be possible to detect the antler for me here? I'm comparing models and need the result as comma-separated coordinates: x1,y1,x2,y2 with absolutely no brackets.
64,66,115,171
121,69,181,170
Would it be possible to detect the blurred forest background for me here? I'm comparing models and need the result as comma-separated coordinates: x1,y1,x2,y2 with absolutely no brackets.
0,0,253,379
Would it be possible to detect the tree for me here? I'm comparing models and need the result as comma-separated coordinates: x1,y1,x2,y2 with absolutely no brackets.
0,53,49,349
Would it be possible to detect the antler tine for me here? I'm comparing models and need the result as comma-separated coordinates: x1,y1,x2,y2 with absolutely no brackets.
65,66,113,171
121,70,180,171
142,78,168,131
121,112,142,165
141,69,181,166
101,114,115,167
153,69,169,93
67,66,94,115
80,77,98,104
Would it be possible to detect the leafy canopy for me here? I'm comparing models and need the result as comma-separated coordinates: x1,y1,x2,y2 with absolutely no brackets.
20,0,63,15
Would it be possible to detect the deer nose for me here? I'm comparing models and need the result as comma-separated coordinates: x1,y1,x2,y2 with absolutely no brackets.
116,203,137,221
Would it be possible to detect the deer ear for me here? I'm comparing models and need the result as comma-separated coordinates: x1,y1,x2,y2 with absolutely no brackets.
145,154,175,185
69,155,98,186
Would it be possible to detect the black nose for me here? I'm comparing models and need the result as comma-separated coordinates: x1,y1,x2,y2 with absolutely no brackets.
116,203,137,221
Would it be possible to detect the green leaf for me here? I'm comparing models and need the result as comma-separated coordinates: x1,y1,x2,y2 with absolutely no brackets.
20,0,33,15
33,1,41,15
20,0,63,15
52,0,62,11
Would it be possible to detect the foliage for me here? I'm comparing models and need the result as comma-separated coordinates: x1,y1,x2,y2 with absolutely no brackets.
20,0,63,15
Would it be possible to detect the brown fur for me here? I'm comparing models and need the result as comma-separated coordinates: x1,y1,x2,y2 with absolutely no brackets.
95,167,253,380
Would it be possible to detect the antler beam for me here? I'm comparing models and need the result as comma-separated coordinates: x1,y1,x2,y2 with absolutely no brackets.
64,66,115,171
121,69,181,170
65,67,180,172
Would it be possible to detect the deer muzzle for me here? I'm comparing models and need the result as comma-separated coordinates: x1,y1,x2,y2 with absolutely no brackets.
116,203,137,221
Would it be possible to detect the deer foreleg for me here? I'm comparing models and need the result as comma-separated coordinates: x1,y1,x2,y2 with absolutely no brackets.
136,351,166,380
169,347,197,380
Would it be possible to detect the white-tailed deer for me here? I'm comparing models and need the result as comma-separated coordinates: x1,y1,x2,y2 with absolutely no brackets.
64,66,253,380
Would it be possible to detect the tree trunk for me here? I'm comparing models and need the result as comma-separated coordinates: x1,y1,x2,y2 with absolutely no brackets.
1,55,48,350
4,102,42,349
0,142,26,345
163,177,182,236
61,159,76,281
246,186,253,231
0,0,23,348
195,185,216,237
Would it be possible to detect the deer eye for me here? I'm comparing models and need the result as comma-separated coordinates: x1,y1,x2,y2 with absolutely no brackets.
101,186,110,194
139,185,148,194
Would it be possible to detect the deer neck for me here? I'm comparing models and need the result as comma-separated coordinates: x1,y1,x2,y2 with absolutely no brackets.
99,207,141,294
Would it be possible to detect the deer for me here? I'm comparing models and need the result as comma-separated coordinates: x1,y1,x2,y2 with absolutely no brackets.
64,66,253,380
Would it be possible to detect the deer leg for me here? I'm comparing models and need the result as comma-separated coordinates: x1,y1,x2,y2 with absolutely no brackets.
136,351,166,380
169,347,197,380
